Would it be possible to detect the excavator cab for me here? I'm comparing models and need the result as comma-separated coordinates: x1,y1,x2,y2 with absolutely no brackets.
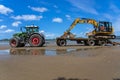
96,21,113,32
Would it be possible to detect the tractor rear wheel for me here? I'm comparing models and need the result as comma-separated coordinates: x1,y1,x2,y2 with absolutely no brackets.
9,37,20,47
29,34,43,47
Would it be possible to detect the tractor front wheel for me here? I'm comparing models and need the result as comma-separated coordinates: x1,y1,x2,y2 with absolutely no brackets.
29,34,43,47
9,37,20,47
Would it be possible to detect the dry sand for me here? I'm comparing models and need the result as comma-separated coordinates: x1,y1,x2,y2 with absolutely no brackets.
0,45,120,80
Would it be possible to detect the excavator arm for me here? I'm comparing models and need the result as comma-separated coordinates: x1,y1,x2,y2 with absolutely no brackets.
61,18,98,38
66,18,98,32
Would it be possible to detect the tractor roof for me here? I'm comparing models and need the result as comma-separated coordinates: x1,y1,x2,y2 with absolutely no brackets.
25,25,39,28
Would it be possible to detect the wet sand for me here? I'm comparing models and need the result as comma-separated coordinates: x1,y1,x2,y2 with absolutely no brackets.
0,45,10,50
0,45,120,80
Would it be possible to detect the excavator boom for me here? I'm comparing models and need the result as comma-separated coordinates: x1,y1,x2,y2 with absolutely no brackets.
66,18,98,33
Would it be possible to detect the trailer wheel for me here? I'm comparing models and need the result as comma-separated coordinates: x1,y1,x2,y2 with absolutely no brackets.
84,41,89,46
59,39,66,46
77,40,82,44
88,40,95,46
112,35,116,39
9,37,20,47
99,40,106,46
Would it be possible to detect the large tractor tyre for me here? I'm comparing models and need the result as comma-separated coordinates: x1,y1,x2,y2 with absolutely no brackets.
41,38,45,47
9,37,20,47
56,39,61,46
99,40,106,46
29,34,43,47
59,39,67,46
88,40,95,46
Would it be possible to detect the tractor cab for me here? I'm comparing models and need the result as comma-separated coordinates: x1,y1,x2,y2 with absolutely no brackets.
25,25,39,33
21,25,39,34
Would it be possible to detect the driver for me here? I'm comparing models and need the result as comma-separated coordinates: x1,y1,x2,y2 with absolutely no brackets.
100,25,105,31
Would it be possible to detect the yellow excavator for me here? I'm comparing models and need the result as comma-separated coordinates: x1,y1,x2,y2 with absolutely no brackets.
56,18,116,46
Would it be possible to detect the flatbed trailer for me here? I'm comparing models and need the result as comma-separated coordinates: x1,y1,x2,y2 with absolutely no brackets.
56,37,119,46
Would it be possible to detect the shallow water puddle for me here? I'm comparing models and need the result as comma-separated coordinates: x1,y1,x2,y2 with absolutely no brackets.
0,48,78,56
9,48,76,56
0,49,9,55
0,47,101,56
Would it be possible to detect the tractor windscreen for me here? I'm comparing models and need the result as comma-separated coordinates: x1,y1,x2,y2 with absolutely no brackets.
26,26,39,33
33,27,39,32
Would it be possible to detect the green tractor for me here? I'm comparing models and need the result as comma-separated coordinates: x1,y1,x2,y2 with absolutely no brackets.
9,25,45,47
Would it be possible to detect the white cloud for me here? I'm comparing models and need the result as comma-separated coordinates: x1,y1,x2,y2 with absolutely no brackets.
39,30,45,33
39,30,57,39
68,0,98,15
11,15,43,21
28,6,48,12
52,17,63,23
0,29,14,33
46,33,56,38
65,15,71,18
0,4,13,15
12,21,22,27
0,25,7,29
65,15,71,20
5,29,14,33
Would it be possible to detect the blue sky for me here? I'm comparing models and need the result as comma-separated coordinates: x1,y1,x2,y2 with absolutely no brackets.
0,0,120,39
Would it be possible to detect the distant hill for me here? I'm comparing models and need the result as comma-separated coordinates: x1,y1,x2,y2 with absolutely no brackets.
116,36,120,39
46,39,56,41
0,39,10,41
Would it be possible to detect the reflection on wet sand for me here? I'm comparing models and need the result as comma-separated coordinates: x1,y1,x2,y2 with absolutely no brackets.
10,48,69,56
10,49,45,55
10,48,81,56
10,47,101,56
